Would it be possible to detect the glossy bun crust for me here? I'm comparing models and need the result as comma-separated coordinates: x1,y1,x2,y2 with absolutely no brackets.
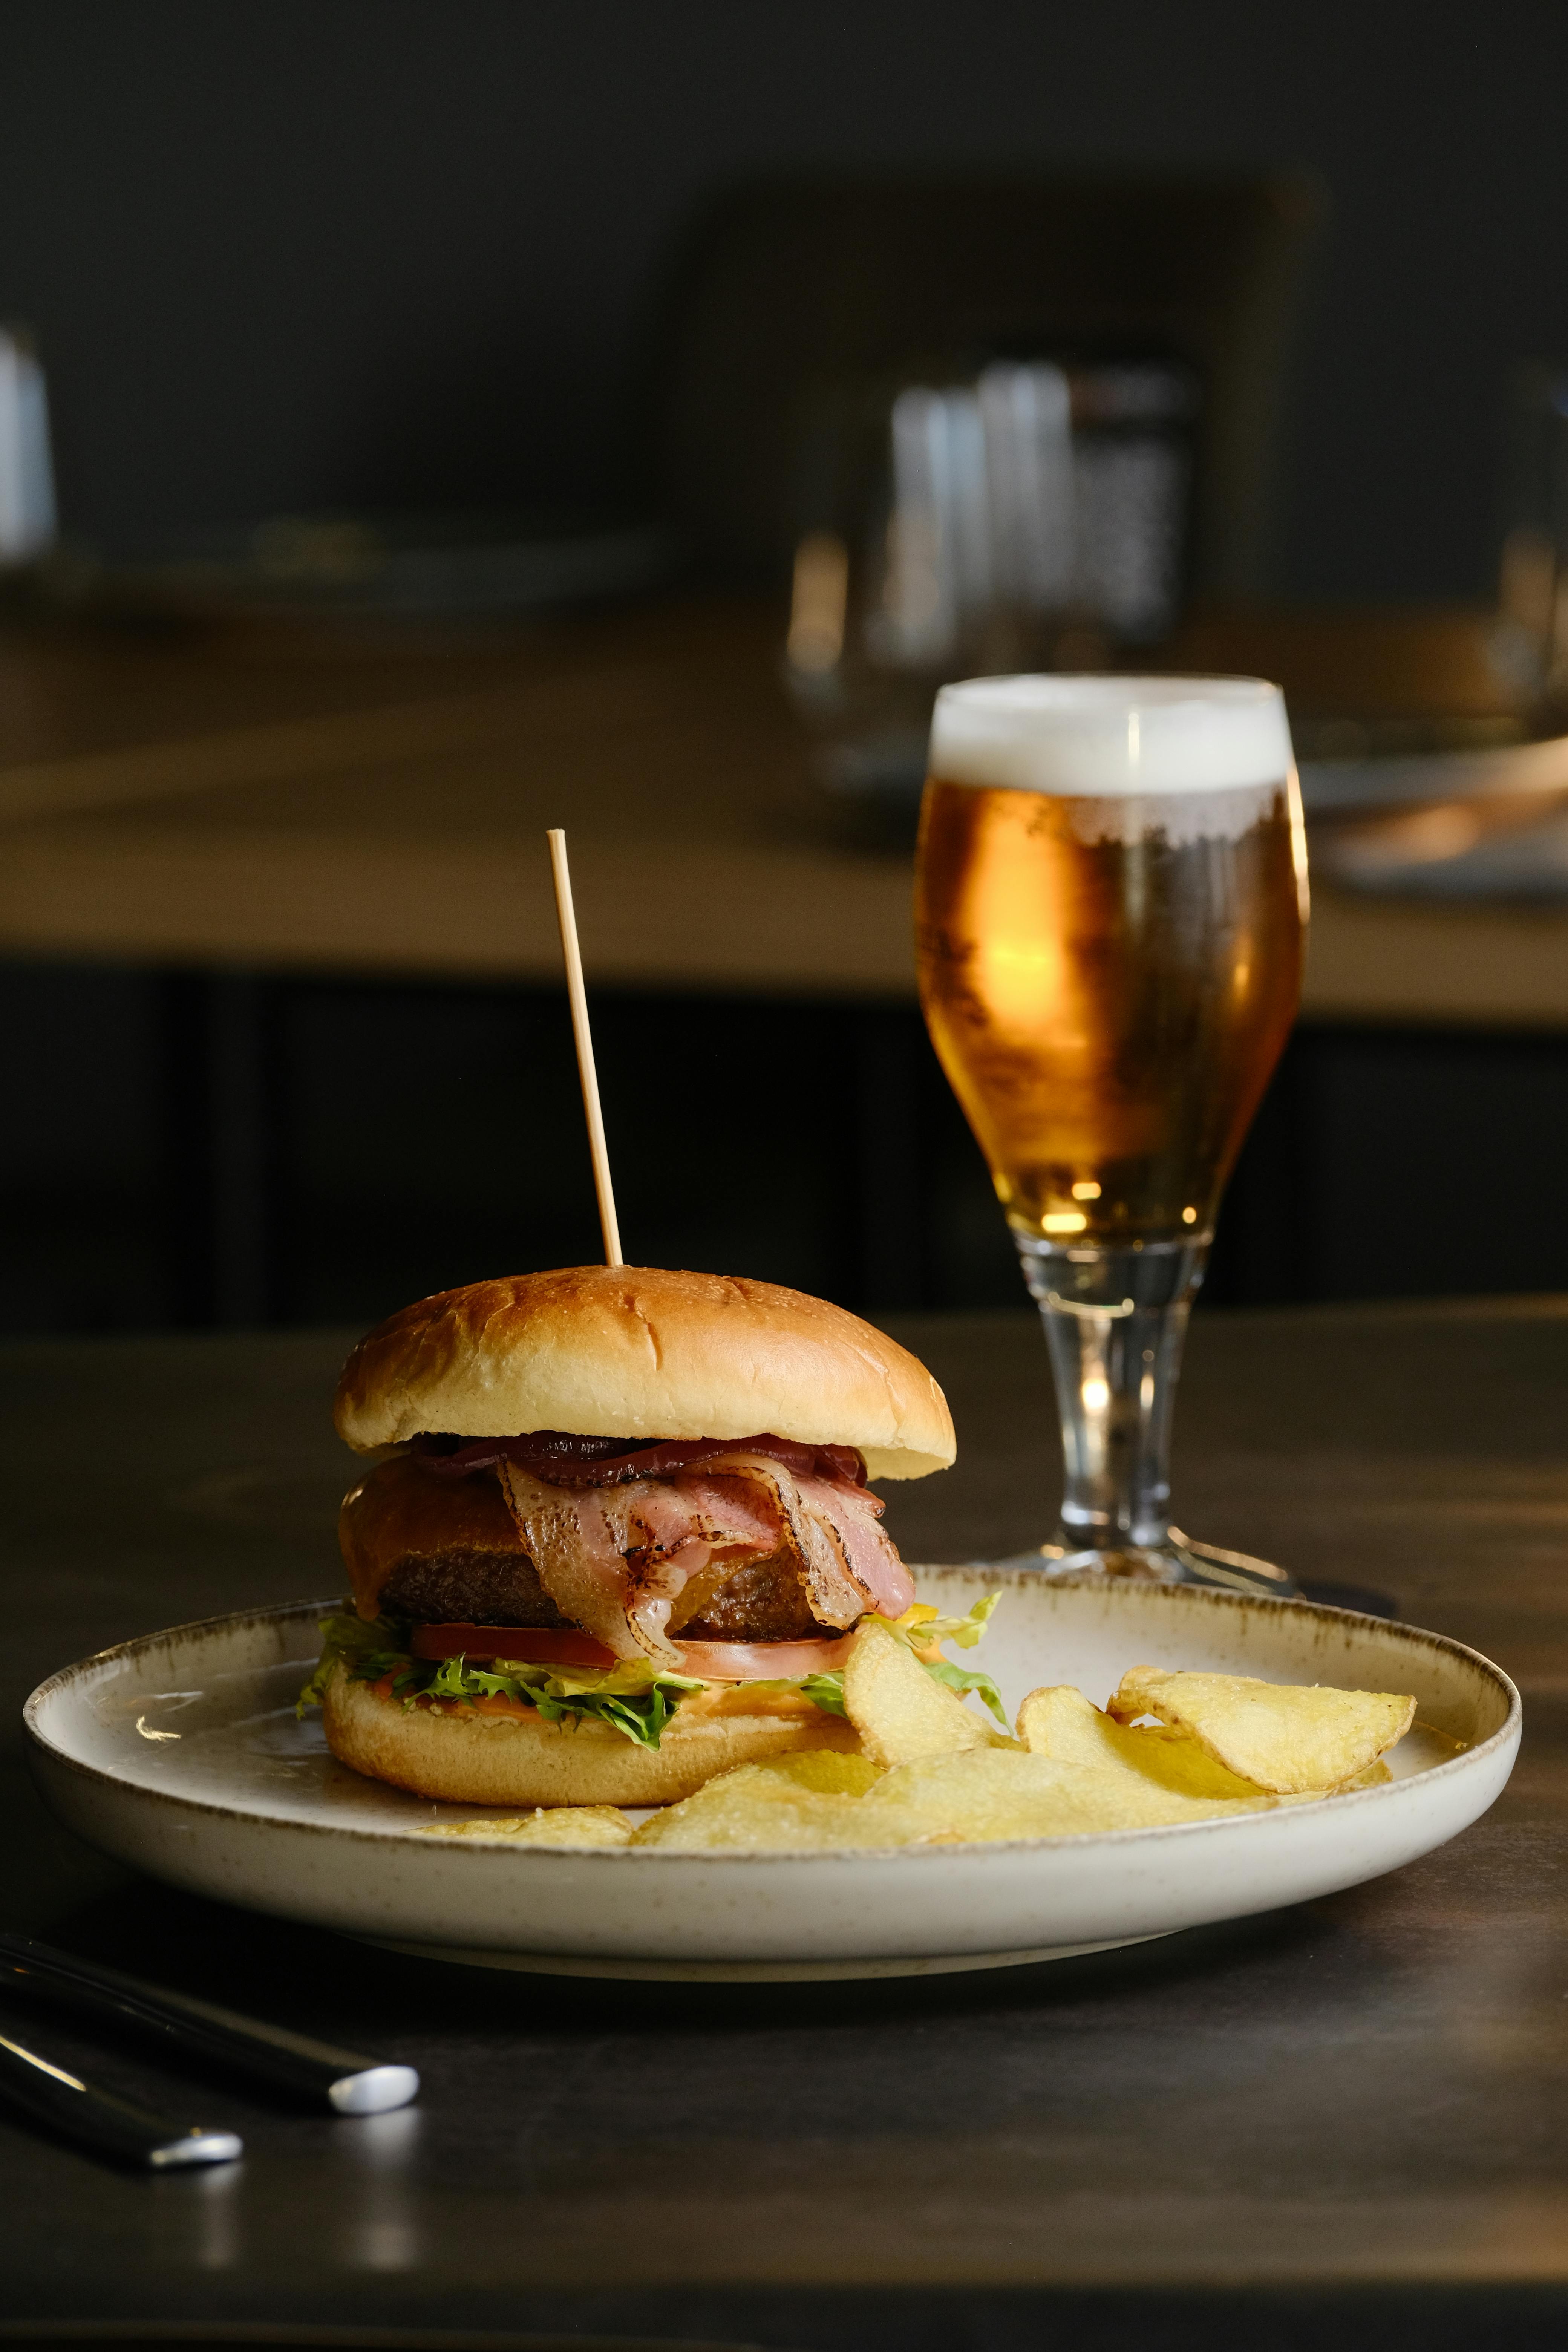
332,1266,955,1480
320,1660,860,1806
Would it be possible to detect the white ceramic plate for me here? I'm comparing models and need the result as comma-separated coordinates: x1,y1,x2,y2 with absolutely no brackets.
24,1570,1519,1982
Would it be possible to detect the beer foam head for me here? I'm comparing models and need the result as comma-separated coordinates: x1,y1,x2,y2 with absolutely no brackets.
929,675,1293,798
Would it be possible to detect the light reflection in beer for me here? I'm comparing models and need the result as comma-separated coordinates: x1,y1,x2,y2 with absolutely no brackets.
915,772,1304,1243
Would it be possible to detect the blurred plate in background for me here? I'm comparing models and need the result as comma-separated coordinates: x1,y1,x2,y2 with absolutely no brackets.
85,509,679,623
1303,729,1568,896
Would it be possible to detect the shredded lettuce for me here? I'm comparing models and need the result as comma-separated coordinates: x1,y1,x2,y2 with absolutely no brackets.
916,1655,1008,1726
728,1594,1006,1726
882,1594,1008,1725
297,1612,702,1750
296,1608,401,1711
893,1592,1002,1650
298,1588,1006,1749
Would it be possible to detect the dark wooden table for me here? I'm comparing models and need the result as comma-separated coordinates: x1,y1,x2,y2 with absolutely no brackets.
4,1302,1568,2349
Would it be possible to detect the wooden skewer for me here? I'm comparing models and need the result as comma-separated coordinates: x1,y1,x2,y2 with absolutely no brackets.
546,828,623,1268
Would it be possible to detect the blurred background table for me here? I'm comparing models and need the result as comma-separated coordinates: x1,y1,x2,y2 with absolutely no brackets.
3,593,1568,1346
4,1297,1567,2348
0,593,1555,1015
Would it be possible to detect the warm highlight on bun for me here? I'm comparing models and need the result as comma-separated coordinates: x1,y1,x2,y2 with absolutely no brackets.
333,1266,955,1480
320,1662,860,1806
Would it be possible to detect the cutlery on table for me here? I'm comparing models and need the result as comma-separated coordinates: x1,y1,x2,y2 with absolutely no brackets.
0,1931,418,2114
0,2024,242,2167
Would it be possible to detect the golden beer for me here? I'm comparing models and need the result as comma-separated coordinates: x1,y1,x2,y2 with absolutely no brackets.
916,774,1306,1245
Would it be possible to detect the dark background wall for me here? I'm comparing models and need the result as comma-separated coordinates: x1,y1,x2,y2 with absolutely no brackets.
4,0,1568,598
5,3,1568,1335
6,955,1568,1338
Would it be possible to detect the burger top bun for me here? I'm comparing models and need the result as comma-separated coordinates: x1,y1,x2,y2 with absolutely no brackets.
333,1265,956,1480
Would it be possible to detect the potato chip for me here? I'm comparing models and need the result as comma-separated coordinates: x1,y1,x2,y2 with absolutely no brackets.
842,1615,993,1767
632,1759,916,1851
632,1795,902,1851
1107,1667,1415,1795
863,1748,1271,1842
741,1750,885,1798
1016,1683,1264,1799
419,1805,633,1847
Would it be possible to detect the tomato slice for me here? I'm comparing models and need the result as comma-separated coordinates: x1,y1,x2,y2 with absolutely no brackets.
408,1623,617,1668
406,1623,856,1681
669,1634,856,1681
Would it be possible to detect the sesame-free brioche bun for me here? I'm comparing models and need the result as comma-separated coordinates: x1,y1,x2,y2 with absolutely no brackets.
333,1266,955,1480
320,1660,860,1806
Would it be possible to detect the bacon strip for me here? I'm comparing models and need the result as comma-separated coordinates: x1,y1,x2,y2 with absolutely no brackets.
496,1449,913,1663
698,1452,914,1628
796,1471,916,1620
598,1477,776,1658
496,1460,783,1666
497,1464,650,1660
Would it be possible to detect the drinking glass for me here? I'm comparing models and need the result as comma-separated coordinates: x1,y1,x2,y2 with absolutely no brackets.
1493,361,1568,723
914,675,1308,1588
785,361,1197,828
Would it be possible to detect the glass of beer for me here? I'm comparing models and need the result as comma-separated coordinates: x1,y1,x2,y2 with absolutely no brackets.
915,675,1307,1586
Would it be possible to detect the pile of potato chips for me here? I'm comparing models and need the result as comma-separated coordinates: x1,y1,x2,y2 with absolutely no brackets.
422,1609,1417,1853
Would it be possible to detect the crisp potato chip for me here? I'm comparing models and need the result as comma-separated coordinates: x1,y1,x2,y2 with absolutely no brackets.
842,1615,993,1767
634,1743,1271,1851
863,1748,1271,1842
632,1759,916,1851
740,1750,885,1798
1107,1667,1415,1794
631,1716,1277,1850
1017,1683,1264,1799
632,1793,908,1851
419,1805,633,1847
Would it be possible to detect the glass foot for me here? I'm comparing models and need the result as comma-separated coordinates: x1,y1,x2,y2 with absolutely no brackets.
979,1528,1298,1599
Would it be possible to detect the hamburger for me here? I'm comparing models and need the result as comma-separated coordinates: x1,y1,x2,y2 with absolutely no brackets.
304,1265,956,1805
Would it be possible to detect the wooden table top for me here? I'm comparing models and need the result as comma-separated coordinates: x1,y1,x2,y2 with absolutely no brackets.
3,1300,1567,2342
1,596,1565,1027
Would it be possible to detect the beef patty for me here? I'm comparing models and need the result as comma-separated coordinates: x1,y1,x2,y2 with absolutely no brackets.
380,1548,570,1627
343,1454,827,1642
667,1551,821,1641
384,1543,822,1639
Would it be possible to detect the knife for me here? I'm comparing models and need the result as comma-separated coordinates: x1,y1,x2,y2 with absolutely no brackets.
0,2026,242,2167
0,1931,418,2115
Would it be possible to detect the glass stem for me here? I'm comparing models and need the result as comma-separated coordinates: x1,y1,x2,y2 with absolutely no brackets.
1013,1237,1208,1561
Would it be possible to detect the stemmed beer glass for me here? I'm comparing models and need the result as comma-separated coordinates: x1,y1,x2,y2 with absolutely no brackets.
914,676,1308,1588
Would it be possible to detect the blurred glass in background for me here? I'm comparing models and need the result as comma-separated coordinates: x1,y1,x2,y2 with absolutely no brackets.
1493,362,1568,726
784,357,1197,814
0,325,57,567
1300,362,1568,902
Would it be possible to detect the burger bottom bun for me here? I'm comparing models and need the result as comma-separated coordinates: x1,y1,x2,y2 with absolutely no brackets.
320,1662,859,1806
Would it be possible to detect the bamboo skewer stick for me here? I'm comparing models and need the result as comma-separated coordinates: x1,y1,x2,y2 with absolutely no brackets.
546,828,623,1268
